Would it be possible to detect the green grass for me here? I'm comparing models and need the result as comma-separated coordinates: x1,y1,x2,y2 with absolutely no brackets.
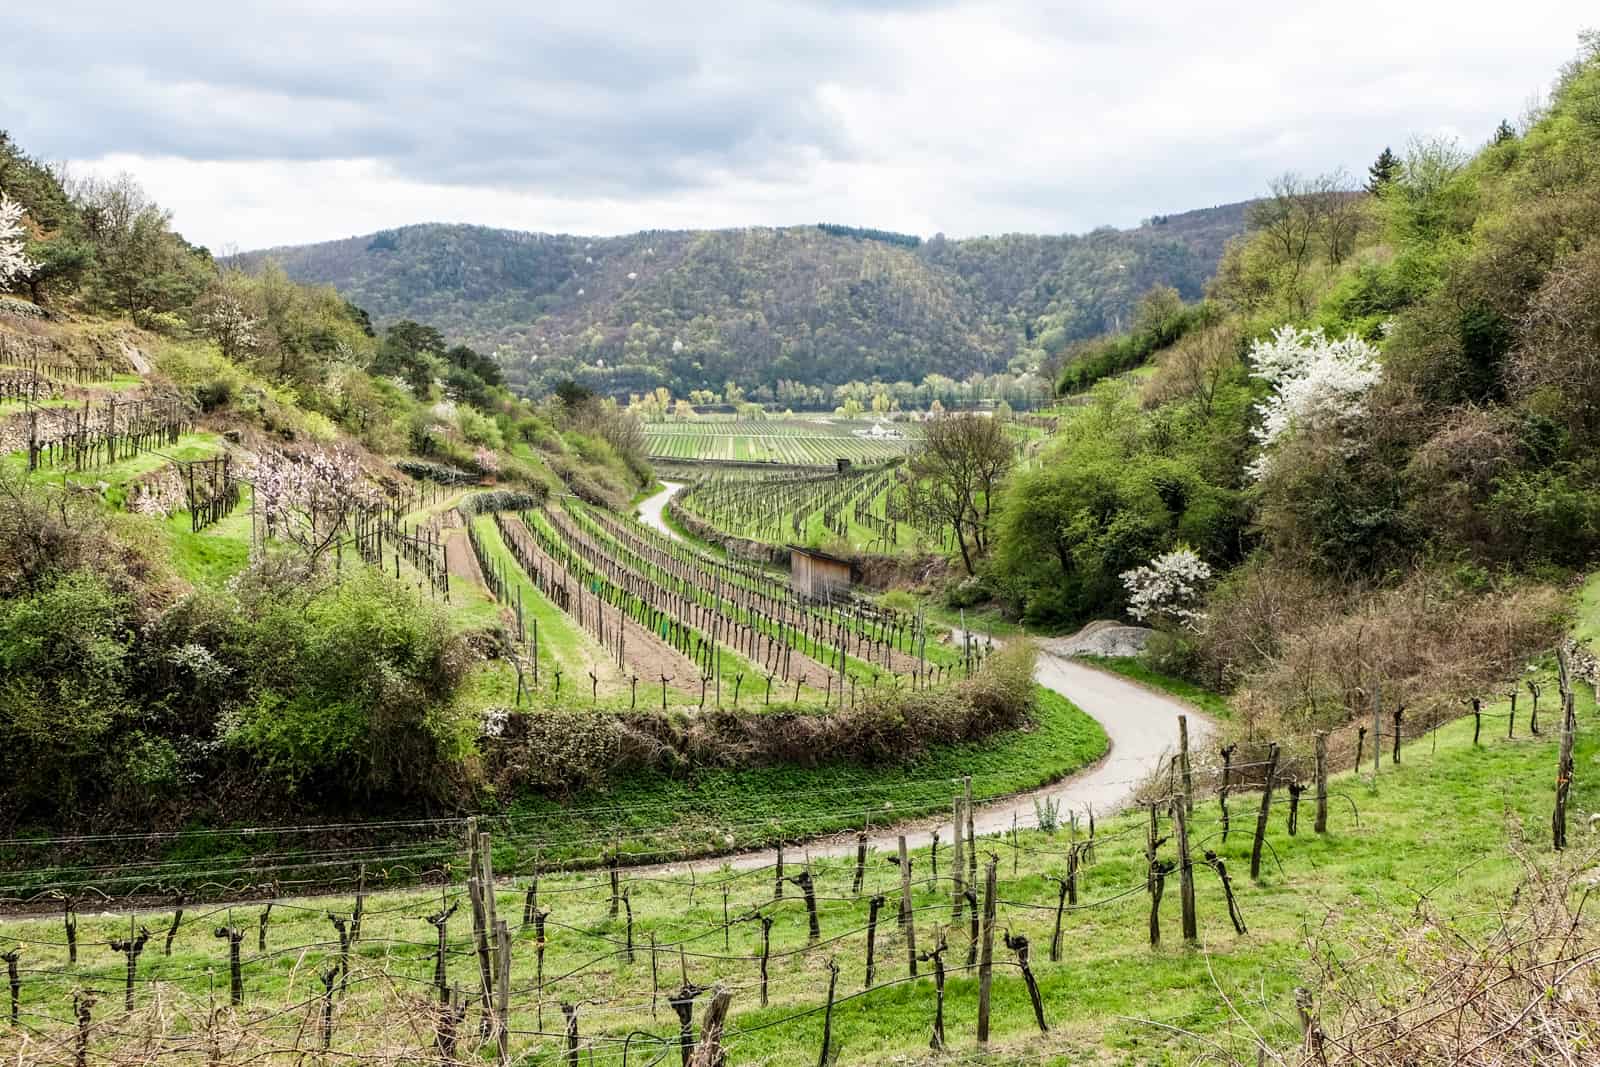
1574,570,1600,657
469,513,615,692
162,485,255,586
3,431,222,489
1075,654,1233,720
3,687,1587,1064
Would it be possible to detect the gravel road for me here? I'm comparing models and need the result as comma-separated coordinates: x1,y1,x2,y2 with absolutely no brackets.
636,481,685,541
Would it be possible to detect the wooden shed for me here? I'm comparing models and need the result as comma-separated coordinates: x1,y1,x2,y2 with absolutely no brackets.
789,545,854,600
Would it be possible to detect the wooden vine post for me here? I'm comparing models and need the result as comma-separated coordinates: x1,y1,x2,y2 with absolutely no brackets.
898,835,918,976
1174,775,1197,945
976,856,998,1046
951,796,966,921
1313,732,1329,834
1250,743,1280,881
1178,715,1194,813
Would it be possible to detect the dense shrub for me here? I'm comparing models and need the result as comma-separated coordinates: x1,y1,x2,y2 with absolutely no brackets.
226,568,474,799
485,643,1038,794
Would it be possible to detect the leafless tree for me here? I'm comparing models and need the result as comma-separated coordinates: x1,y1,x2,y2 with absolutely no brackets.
905,413,1015,574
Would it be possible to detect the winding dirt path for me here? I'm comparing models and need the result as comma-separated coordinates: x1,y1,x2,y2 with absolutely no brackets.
636,481,686,541
659,645,1213,873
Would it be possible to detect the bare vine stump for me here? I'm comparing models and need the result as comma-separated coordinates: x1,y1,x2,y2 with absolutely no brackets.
73,993,93,1067
110,922,150,1013
3,948,19,1027
817,959,840,1067
426,901,459,1004
1004,931,1048,1033
787,869,821,942
669,982,708,1067
1206,849,1247,934
758,916,773,1007
688,988,734,1067
319,965,338,1051
164,891,185,956
63,899,77,965
213,926,244,1005
1149,860,1172,947
1219,744,1237,841
918,938,948,1050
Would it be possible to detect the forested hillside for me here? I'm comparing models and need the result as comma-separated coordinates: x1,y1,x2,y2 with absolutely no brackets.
990,32,1600,742
238,203,1250,399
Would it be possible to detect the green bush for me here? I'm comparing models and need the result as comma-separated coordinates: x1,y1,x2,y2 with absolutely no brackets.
226,569,473,798
0,570,136,809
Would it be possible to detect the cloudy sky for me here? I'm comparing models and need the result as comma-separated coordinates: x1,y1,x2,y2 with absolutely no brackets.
4,1,1593,251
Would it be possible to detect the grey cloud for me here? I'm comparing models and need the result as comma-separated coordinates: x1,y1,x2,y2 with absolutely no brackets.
4,1,895,198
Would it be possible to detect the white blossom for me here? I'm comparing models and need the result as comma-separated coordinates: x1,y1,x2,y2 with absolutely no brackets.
0,193,36,288
474,446,501,474
1121,548,1211,628
480,707,510,739
200,293,260,360
1246,325,1382,480
245,446,379,559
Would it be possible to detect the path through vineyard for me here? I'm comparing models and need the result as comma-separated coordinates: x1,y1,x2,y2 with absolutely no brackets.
636,480,685,541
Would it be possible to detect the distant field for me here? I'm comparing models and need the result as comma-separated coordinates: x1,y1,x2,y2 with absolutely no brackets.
645,415,920,465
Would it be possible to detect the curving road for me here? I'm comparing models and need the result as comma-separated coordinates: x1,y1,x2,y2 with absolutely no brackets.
636,481,686,541
663,645,1210,872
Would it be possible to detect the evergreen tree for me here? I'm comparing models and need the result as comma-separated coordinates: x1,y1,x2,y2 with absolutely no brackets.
1366,146,1400,193
1493,118,1516,144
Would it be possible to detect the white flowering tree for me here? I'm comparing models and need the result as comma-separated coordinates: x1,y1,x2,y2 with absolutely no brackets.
1246,325,1382,479
0,193,36,289
246,446,379,561
1121,547,1212,629
200,293,261,361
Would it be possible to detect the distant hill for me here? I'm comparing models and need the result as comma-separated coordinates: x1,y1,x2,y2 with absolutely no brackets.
237,203,1251,398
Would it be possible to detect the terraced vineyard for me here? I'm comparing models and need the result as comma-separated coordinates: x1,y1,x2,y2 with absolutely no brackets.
678,458,976,556
457,490,969,710
644,416,920,466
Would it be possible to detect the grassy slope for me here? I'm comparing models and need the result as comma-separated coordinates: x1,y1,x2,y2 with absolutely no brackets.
3,687,1585,1064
